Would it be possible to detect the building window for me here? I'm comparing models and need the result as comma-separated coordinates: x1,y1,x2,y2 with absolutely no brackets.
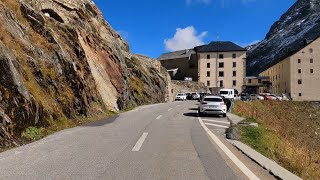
311,69,314,73
207,81,210,86
248,79,252,84
298,79,302,84
258,79,262,83
310,48,313,53
219,71,224,77
233,80,236,86
207,71,210,77
232,53,236,59
220,80,223,87
207,63,210,68
207,55,210,59
233,62,236,68
219,54,224,59
298,69,301,74
219,62,224,68
299,93,302,97
233,71,236,77
298,59,301,63
310,58,313,63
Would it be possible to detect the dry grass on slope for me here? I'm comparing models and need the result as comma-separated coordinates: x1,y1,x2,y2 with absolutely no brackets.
233,101,320,179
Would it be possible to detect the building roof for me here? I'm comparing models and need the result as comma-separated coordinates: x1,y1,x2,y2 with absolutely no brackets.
260,36,320,73
158,49,195,60
197,41,246,53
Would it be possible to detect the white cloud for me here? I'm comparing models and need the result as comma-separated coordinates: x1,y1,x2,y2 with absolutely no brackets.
164,26,207,52
186,0,212,6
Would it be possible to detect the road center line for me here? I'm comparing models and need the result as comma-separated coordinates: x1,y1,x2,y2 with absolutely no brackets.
202,119,230,125
168,108,173,111
198,117,260,180
132,132,148,152
205,123,229,129
156,115,162,120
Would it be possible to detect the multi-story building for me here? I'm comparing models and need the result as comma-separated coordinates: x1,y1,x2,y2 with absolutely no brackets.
243,76,271,94
197,42,247,94
259,37,320,101
158,41,247,94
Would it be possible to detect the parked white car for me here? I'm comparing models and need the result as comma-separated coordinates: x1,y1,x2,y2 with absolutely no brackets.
198,96,227,117
175,93,187,101
250,94,264,100
191,92,200,100
220,88,236,99
269,94,280,100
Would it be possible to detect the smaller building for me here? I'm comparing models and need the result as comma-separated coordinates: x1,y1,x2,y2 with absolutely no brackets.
158,49,198,81
243,76,271,94
259,36,320,101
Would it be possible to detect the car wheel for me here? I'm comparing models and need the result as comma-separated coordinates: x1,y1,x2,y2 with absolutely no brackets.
223,113,227,118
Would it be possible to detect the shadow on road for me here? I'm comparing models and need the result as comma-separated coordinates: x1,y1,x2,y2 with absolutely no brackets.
183,112,199,117
83,115,119,127
189,108,198,111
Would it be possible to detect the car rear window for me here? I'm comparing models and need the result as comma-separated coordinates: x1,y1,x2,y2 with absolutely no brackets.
177,94,184,96
220,91,228,95
203,98,223,102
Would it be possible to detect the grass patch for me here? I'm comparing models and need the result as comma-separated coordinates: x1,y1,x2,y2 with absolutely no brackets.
234,101,320,179
21,127,45,141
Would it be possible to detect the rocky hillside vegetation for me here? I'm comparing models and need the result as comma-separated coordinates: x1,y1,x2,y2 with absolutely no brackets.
0,0,169,147
247,0,320,75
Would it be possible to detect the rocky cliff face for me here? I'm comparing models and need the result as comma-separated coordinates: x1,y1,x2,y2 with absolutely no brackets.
0,0,168,146
247,0,320,75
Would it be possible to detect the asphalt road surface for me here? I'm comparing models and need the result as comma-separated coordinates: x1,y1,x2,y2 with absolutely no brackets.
0,101,275,180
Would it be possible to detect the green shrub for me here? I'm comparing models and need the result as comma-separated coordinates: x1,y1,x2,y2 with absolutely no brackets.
21,127,44,141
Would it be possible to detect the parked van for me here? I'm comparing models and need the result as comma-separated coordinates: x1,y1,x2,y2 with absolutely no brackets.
219,89,238,99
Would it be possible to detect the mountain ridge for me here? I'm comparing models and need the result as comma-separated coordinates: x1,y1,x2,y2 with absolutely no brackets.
247,0,320,75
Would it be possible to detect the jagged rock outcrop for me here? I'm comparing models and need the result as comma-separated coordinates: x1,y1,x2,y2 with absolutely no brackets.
247,0,320,75
0,0,168,147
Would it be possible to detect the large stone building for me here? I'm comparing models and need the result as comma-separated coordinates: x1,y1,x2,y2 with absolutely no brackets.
158,41,247,94
197,42,247,94
259,37,320,101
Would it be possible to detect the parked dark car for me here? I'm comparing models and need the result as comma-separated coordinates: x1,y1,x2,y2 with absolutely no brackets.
240,93,250,101
186,93,193,100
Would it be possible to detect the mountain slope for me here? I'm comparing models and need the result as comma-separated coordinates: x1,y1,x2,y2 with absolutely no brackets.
0,0,168,147
247,0,320,75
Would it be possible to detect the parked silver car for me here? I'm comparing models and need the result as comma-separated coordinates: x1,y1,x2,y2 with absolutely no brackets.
198,96,227,117
250,94,264,100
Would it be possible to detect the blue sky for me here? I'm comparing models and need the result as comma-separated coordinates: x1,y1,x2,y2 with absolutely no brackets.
93,0,296,58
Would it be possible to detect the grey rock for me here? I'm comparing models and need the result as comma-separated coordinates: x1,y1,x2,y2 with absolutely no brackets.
225,126,241,140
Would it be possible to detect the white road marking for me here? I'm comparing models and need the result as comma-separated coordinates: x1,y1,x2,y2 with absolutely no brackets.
202,119,230,125
168,108,173,111
156,115,162,120
132,132,148,152
205,123,229,129
198,117,260,180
